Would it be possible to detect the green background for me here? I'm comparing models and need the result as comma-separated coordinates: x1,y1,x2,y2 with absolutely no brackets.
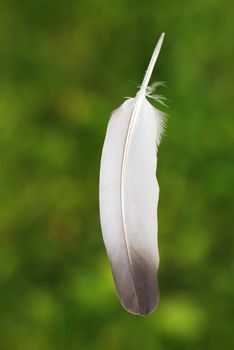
0,0,233,349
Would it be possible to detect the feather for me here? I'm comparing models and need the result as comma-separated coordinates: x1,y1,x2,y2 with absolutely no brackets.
99,33,166,316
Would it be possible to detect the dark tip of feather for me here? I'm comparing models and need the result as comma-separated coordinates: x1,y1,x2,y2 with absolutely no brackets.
116,250,160,316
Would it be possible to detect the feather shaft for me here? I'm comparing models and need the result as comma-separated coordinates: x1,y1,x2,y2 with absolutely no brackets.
141,32,165,92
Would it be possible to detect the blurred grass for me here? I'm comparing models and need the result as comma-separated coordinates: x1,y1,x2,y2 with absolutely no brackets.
0,0,233,349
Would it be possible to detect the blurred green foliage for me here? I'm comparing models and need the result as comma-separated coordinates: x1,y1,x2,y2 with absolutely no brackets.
0,0,233,349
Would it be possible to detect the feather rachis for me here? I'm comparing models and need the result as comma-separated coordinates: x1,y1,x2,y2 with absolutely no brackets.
120,97,142,312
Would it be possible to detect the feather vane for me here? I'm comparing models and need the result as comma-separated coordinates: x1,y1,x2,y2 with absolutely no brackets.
99,33,166,316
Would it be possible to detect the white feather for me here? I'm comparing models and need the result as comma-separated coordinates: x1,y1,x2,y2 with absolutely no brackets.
99,33,166,316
